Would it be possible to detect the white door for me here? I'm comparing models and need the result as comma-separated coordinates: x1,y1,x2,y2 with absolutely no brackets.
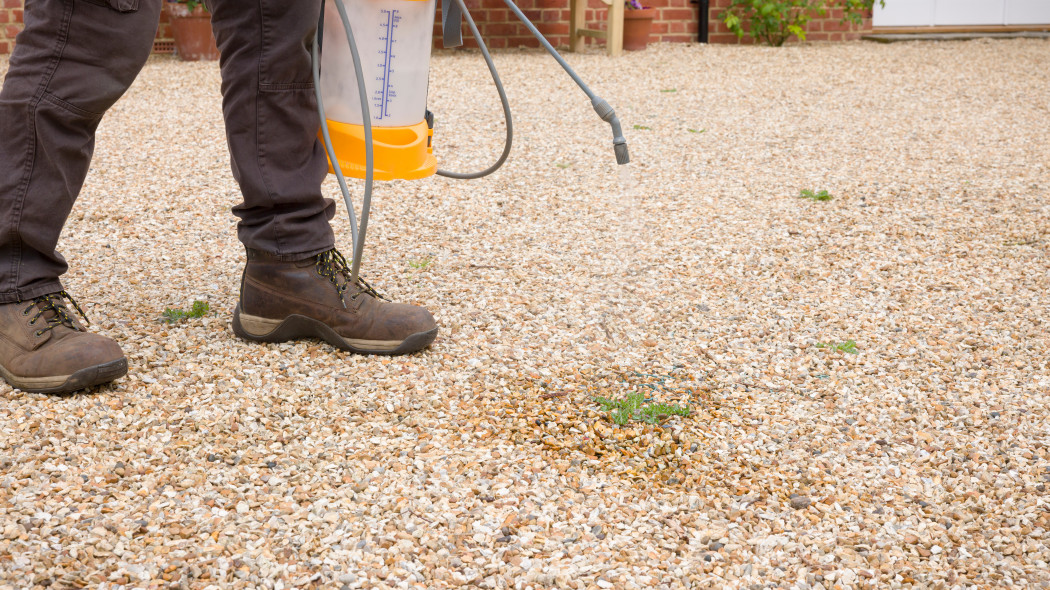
933,0,1004,25
873,0,935,26
873,0,1050,26
1006,0,1050,23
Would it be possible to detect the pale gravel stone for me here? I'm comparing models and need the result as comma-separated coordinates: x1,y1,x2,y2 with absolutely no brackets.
1,38,1049,589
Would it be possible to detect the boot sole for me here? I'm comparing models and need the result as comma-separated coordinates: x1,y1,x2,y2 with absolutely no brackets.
232,305,437,355
0,358,128,394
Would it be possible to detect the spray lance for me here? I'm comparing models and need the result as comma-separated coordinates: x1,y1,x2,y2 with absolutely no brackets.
312,0,630,284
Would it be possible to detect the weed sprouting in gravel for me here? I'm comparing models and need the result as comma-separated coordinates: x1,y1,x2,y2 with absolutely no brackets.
595,392,691,425
592,369,696,425
408,255,434,270
816,340,858,354
799,189,833,201
161,300,210,324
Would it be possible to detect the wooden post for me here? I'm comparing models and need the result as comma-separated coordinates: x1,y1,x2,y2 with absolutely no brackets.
568,0,624,56
570,0,587,52
607,0,624,56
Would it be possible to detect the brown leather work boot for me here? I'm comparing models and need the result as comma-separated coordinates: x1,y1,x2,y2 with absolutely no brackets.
232,248,438,355
0,291,127,394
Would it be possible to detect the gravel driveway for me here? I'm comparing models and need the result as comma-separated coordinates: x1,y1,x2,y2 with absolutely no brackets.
1,38,1048,589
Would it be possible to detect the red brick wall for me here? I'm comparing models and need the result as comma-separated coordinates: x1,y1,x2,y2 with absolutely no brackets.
157,6,173,45
434,0,700,49
0,0,24,55
0,1,174,55
0,0,870,55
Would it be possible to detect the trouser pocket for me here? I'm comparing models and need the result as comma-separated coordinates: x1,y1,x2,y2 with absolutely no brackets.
80,0,141,12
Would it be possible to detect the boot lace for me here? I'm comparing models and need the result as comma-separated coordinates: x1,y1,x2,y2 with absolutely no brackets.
21,291,88,337
315,249,389,307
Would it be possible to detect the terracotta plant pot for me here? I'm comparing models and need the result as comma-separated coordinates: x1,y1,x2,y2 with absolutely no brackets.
167,3,220,61
623,7,656,51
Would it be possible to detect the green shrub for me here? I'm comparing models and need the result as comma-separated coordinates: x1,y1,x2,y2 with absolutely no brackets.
721,0,884,46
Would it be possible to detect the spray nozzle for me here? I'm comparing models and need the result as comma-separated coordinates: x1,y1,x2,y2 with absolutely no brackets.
591,97,615,121
592,97,630,166
614,140,630,165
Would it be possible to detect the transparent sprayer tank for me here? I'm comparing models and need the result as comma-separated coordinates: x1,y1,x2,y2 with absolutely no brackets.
320,0,436,127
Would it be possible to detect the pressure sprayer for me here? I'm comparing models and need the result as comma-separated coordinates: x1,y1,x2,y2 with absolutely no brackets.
312,0,630,283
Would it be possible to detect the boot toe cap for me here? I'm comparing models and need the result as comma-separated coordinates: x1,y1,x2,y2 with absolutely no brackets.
385,302,437,340
2,331,126,393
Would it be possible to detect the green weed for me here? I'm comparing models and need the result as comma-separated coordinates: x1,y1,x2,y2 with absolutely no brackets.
162,300,210,324
816,340,858,354
408,255,434,270
799,189,832,202
661,88,677,93
633,125,651,130
687,128,706,134
594,391,691,425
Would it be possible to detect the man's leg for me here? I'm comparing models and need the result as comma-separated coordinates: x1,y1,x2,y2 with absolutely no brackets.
208,0,438,355
0,0,161,392
207,0,334,258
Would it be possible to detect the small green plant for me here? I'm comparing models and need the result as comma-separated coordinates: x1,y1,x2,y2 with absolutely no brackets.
595,392,691,425
687,128,706,134
643,402,691,422
633,125,651,130
660,88,677,93
408,255,433,270
816,340,858,354
162,300,210,324
799,189,832,201
556,162,571,169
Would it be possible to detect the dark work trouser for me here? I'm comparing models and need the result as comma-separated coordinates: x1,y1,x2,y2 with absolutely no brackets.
0,0,335,304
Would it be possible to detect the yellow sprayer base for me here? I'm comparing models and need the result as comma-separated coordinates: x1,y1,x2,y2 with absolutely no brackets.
321,119,436,181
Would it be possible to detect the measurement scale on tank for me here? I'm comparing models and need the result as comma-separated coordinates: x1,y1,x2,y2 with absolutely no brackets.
374,8,401,121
